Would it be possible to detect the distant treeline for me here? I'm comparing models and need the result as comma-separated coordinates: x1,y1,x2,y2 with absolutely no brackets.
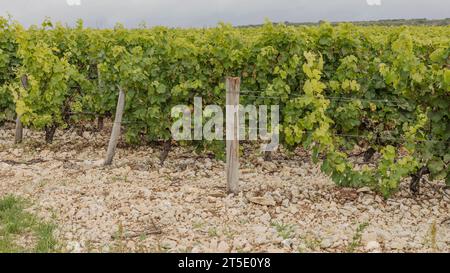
241,18,450,28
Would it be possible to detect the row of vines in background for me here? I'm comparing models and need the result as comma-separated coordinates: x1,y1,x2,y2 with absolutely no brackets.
0,17,449,197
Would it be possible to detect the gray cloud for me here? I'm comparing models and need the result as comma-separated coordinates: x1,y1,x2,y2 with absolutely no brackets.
0,0,449,28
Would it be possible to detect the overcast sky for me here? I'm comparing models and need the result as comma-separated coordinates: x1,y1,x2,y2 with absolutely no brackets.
1,0,449,28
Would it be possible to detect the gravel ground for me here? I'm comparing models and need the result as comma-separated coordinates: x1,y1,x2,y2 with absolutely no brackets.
0,125,449,253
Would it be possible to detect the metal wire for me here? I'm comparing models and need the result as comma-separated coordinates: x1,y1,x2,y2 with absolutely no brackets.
240,90,406,103
239,91,406,107
112,89,445,144
237,127,449,144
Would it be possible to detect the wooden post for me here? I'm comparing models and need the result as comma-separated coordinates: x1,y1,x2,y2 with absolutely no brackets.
226,77,240,194
15,75,28,144
96,66,104,132
97,116,104,131
104,86,126,166
15,116,23,144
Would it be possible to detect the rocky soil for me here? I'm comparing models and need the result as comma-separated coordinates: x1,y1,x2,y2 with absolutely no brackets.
0,125,449,253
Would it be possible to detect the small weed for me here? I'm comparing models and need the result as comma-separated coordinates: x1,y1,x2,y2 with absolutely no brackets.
346,222,369,253
222,226,235,239
192,221,204,230
110,222,126,253
271,222,295,240
300,233,321,251
236,247,249,253
34,223,58,253
37,179,50,189
207,227,219,237
139,234,147,241
238,218,249,225
135,236,149,253
424,221,438,251
157,239,170,253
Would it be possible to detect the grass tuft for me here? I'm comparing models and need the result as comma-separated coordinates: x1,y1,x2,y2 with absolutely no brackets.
0,195,59,253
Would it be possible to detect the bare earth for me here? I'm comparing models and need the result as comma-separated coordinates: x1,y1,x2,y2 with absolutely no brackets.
0,125,449,253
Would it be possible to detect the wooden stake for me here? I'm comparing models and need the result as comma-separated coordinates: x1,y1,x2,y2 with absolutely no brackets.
226,77,240,194
97,116,104,131
104,86,126,166
15,116,23,144
15,75,28,144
